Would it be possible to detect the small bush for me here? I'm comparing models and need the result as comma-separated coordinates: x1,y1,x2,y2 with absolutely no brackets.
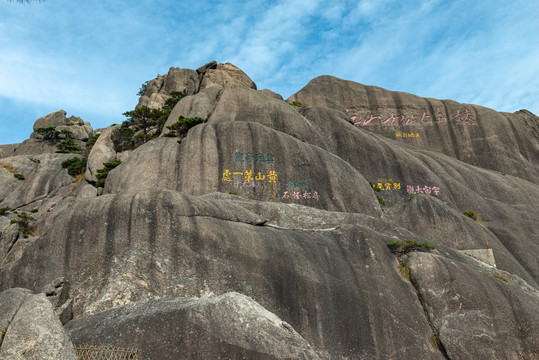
228,192,239,196
166,116,206,137
287,133,305,142
95,159,122,188
162,132,177,137
387,240,435,254
56,138,81,153
86,133,100,148
369,182,381,192
60,129,73,137
0,206,10,215
137,80,151,96
377,195,385,206
177,139,182,144
14,173,25,180
493,273,510,283
30,208,38,213
10,212,36,236
290,101,308,108
62,157,87,176
164,91,185,109
463,211,478,221
398,261,411,280
28,157,40,164
429,332,441,349
36,127,60,139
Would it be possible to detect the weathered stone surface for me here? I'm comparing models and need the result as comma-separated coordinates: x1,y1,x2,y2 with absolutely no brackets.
0,65,538,359
164,67,200,95
67,292,321,360
0,288,77,359
43,277,70,309
0,188,445,359
0,144,18,159
32,110,69,131
76,184,97,198
55,124,93,141
161,84,223,133
105,123,381,216
137,67,200,109
260,88,284,100
288,75,539,183
387,194,536,286
0,223,19,263
12,138,58,156
56,298,73,325
196,60,218,74
85,126,117,183
0,154,74,209
200,62,257,90
408,251,539,360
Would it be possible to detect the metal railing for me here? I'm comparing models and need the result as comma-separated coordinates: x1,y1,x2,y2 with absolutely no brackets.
74,344,138,360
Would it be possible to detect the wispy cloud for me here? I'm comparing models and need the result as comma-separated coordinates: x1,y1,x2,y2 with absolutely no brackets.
0,0,538,144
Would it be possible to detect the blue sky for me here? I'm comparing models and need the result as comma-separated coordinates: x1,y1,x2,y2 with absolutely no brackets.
1,0,538,145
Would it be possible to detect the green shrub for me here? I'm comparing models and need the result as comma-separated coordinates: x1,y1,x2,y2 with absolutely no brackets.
369,182,381,192
137,80,151,96
95,159,122,188
56,138,81,153
463,211,478,221
36,127,60,139
429,332,441,349
0,206,10,215
60,129,73,137
228,192,239,196
14,173,25,180
177,139,182,144
164,91,185,109
493,273,509,283
86,133,100,148
287,133,305,142
10,212,36,236
162,132,176,137
166,116,206,137
387,240,435,254
61,157,87,176
290,101,308,108
30,208,38,213
28,157,40,164
377,195,385,206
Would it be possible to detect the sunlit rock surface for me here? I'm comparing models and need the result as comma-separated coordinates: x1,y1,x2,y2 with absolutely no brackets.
0,62,537,359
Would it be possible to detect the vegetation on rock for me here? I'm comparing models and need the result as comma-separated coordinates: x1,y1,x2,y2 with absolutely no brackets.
165,116,206,138
86,133,100,149
387,240,435,254
56,138,81,153
95,159,122,188
463,211,478,221
10,212,36,238
36,126,60,139
62,157,87,176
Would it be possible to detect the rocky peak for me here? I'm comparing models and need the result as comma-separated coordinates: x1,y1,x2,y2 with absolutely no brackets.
0,61,537,360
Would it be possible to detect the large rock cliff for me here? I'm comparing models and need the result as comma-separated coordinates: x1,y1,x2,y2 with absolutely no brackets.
0,61,537,359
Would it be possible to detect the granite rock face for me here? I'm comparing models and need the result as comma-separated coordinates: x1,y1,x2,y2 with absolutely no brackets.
0,288,77,360
0,62,537,359
67,292,321,360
